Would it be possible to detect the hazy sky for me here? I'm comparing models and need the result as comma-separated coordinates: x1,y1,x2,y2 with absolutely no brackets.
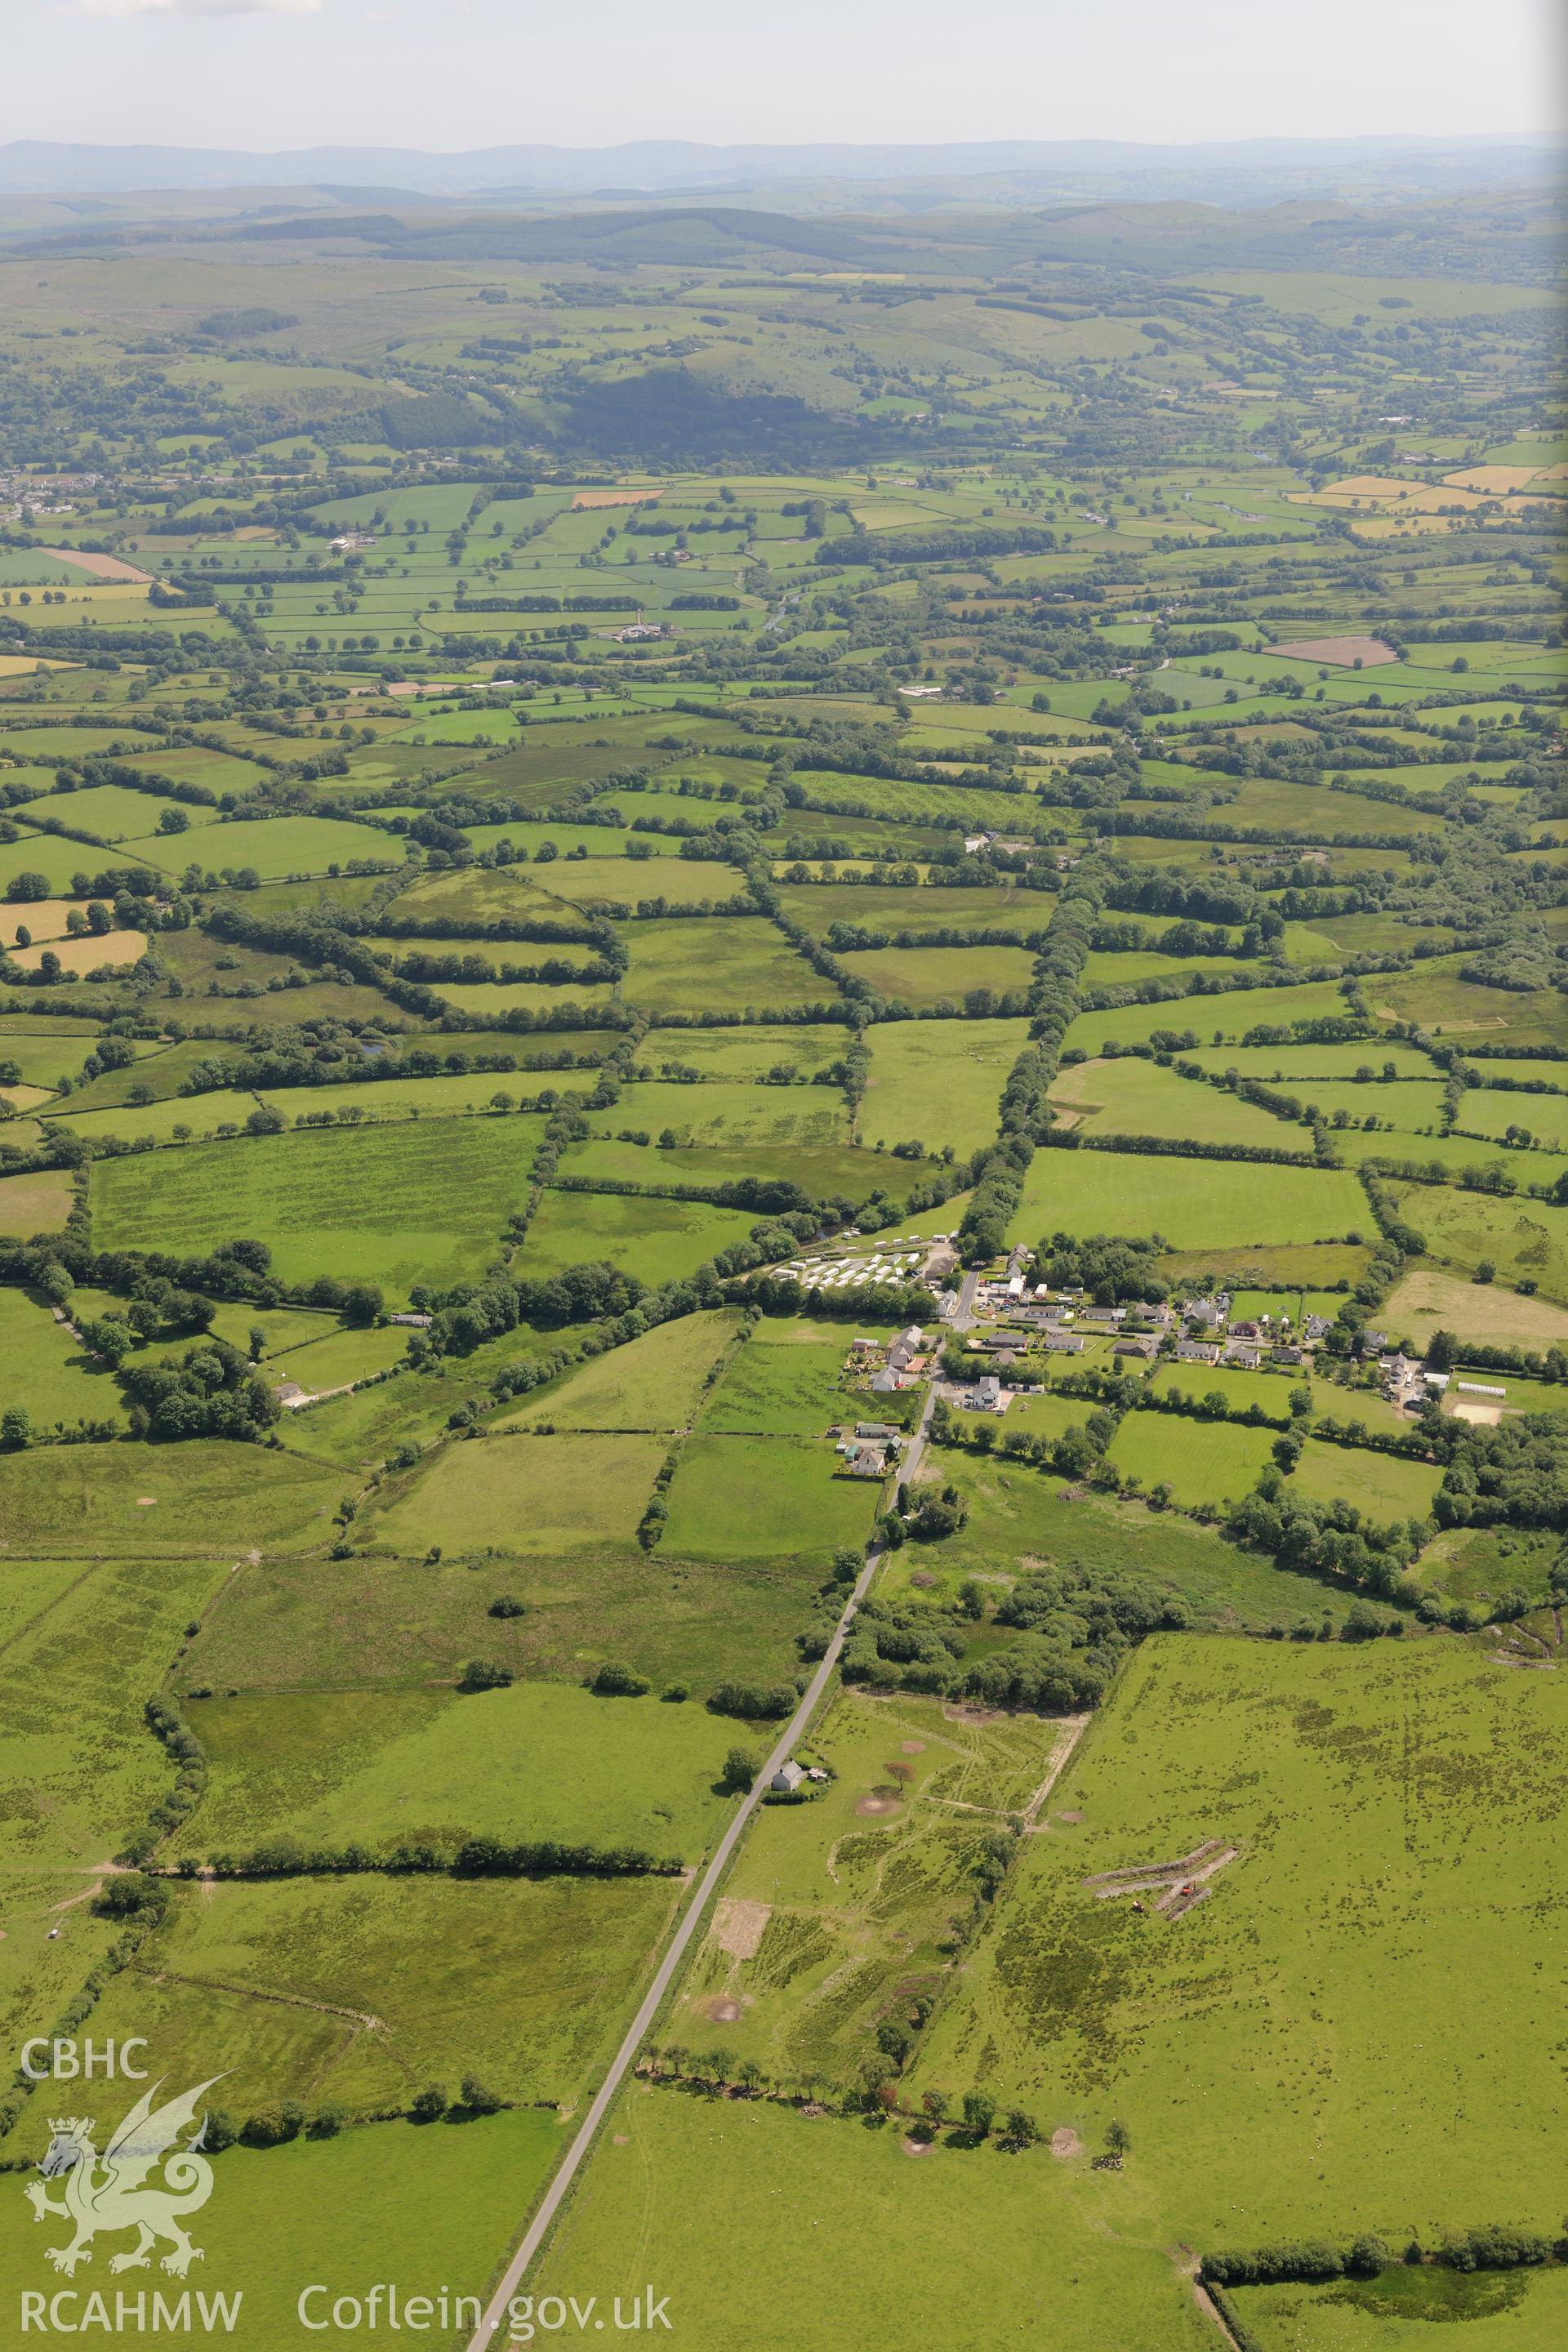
2,0,1563,153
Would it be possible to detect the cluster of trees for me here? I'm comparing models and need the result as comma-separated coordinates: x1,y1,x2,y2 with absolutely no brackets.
1432,1413,1568,1529
120,1337,278,1442
1203,2224,1561,2287
1228,1476,1427,1596
1036,1231,1168,1304
193,1832,678,1880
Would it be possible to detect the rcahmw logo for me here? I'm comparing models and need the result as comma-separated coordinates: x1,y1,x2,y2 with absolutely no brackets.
19,2074,243,2333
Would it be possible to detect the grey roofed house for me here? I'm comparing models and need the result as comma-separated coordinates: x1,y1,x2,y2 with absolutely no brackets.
1041,1330,1085,1352
1223,1343,1263,1370
975,1374,1003,1408
1176,1339,1222,1365
1114,1335,1156,1358
770,1761,806,1793
856,1421,898,1440
869,1368,902,1393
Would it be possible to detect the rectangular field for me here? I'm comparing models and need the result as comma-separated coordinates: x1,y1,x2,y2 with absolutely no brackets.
1010,1150,1369,1252
89,1116,548,1298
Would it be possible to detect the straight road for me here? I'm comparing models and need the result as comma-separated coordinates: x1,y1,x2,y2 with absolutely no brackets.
466,1383,940,2345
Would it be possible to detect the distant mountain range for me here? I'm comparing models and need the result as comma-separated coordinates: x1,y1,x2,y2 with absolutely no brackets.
0,135,1560,206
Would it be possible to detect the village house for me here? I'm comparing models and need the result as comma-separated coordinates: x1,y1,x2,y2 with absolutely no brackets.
1176,1339,1222,1366
770,1761,806,1794
1041,1330,1085,1354
1114,1335,1156,1360
973,1374,1004,1411
1223,1342,1264,1370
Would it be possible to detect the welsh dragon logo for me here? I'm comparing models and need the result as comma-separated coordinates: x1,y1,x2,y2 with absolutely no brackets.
25,2077,225,2278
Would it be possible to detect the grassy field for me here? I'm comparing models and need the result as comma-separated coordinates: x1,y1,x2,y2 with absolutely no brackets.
87,1869,681,2117
518,1187,761,1285
620,918,831,1014
532,2086,1211,2352
630,1026,845,1082
1288,1437,1441,1521
0,1165,74,1234
1147,1365,1298,1423
171,1678,739,1864
0,1437,341,1555
0,1552,227,1865
697,1336,857,1434
1385,1181,1568,1304
1381,1266,1568,1350
181,1535,822,1700
1049,1058,1300,1149
1011,1151,1368,1252
586,1077,850,1148
0,2109,563,2349
840,942,1038,1009
1105,1411,1274,1508
508,1310,740,1430
912,1637,1568,2247
0,1284,126,1428
1462,1085,1568,1151
662,1434,883,1558
859,1015,1028,1156
372,1430,666,1554
1059,979,1354,1058
90,1116,547,1297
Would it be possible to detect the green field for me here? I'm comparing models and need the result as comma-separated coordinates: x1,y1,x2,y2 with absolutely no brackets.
1105,1410,1275,1507
662,1434,883,1557
1232,2266,1568,2351
586,1076,850,1148
373,1430,666,1553
510,1309,740,1430
912,1637,1568,2244
0,1552,226,1864
0,2109,563,2347
172,1677,739,1864
841,941,1038,1009
1385,1181,1568,1304
667,1686,1073,2086
1289,1436,1441,1521
860,1015,1028,1156
87,1869,680,2117
532,2082,1211,2352
0,1438,341,1555
1050,1058,1301,1148
0,1284,126,1428
517,1186,761,1285
181,1533,821,1701
1011,1150,1369,1251
90,1116,547,1297
621,918,831,1014
697,1335,857,1433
